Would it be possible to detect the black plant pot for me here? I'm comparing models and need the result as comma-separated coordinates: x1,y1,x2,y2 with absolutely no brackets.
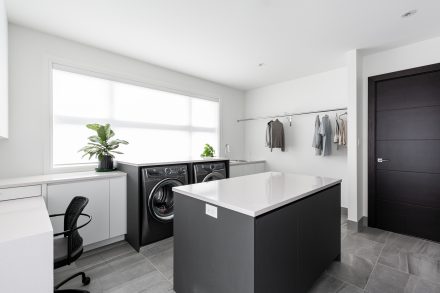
97,155,114,171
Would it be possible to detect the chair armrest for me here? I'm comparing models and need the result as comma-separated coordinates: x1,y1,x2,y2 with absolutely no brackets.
53,213,92,237
49,213,66,218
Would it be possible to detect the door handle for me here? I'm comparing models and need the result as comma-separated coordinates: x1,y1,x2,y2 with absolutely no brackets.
377,158,389,163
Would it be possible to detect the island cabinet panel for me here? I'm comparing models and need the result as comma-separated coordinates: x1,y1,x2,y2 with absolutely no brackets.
254,184,341,293
174,193,255,293
296,184,341,291
254,202,301,293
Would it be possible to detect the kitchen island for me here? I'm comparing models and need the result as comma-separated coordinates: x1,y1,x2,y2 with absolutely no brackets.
173,172,341,293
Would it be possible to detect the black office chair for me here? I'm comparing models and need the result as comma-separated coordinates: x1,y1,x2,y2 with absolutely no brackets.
51,196,92,293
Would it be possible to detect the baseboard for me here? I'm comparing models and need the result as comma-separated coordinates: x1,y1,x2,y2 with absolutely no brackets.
84,235,125,252
360,216,368,228
347,216,368,232
341,207,348,216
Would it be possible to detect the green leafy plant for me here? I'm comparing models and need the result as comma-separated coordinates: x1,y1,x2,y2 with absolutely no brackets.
79,123,128,161
200,143,215,158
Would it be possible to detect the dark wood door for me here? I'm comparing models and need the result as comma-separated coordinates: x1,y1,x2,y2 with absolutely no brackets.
369,63,440,242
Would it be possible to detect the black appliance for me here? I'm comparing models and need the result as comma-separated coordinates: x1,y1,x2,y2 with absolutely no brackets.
141,164,188,245
193,161,227,183
118,159,229,251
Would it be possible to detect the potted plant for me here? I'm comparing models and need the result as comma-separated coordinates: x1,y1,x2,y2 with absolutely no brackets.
200,143,215,158
79,123,128,171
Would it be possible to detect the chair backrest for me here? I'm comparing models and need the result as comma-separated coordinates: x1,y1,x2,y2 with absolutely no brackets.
64,196,89,262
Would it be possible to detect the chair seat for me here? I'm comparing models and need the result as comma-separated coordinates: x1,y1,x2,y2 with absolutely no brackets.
54,237,83,268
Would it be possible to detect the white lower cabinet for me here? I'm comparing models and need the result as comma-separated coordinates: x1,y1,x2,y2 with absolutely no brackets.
230,164,245,177
47,177,127,246
253,162,265,174
109,177,127,238
230,162,265,177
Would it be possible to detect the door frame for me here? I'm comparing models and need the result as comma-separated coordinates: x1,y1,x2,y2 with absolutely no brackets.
368,62,440,227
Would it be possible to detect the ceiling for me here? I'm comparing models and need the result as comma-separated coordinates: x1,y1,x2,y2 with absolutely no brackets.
5,0,440,90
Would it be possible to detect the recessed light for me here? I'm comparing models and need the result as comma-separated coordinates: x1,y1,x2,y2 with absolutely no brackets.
401,9,417,18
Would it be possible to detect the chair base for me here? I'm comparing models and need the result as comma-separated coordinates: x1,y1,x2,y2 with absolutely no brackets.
54,271,90,293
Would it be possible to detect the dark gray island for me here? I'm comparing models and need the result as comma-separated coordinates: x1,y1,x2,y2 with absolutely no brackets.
173,172,341,293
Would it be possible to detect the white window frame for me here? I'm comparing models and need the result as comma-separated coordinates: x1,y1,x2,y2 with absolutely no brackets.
47,60,222,174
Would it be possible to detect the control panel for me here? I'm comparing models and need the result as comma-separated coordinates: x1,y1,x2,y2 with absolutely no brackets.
145,165,187,178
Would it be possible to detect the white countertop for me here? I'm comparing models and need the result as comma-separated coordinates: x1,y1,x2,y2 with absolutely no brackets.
117,157,229,167
173,172,341,217
229,160,265,166
0,196,53,244
0,171,126,189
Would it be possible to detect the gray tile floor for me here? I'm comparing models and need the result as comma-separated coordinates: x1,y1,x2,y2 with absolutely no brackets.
55,214,440,293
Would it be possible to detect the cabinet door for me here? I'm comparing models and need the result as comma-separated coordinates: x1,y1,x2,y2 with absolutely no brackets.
253,163,265,174
47,180,110,245
297,185,341,291
242,164,255,176
230,165,244,177
109,177,127,238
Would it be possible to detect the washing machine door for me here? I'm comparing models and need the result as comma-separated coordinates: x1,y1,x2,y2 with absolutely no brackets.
202,171,225,182
148,178,182,222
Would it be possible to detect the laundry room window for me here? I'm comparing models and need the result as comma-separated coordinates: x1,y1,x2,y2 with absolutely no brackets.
51,65,220,169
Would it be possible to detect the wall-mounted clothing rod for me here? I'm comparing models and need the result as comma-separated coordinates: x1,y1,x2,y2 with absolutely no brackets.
237,107,348,123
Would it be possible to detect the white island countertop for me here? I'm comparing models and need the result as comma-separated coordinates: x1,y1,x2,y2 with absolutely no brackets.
173,172,341,217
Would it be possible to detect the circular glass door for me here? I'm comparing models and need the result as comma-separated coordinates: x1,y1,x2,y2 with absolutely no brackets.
202,172,225,182
148,178,182,222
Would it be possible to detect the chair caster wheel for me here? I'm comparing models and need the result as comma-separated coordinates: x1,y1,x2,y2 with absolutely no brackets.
82,276,91,285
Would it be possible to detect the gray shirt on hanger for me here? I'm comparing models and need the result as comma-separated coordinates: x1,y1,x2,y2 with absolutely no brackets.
312,115,322,155
319,115,332,156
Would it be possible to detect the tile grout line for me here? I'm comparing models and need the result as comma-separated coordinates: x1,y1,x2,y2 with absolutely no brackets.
371,233,440,286
334,280,348,292
376,256,440,287
320,220,364,290
325,228,389,291
140,251,174,286
56,248,138,284
324,271,364,291
363,231,391,290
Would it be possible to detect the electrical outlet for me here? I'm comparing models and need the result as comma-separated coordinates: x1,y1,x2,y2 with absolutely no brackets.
205,204,218,219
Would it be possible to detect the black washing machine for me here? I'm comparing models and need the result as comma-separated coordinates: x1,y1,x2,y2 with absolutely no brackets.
141,164,188,245
193,161,227,183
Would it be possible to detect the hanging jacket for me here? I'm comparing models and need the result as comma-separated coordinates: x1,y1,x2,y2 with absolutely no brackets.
339,118,347,146
266,119,285,152
334,114,340,144
319,115,332,156
312,115,322,155
266,120,273,148
271,119,285,151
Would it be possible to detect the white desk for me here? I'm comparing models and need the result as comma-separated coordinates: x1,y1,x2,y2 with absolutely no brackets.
0,170,127,293
0,196,53,293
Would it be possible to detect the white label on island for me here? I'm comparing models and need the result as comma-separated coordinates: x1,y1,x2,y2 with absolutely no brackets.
205,204,218,219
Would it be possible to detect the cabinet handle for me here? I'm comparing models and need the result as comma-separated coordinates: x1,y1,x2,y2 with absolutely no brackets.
377,158,389,163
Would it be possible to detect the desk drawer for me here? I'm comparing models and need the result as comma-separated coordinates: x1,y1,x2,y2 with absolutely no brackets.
0,185,42,201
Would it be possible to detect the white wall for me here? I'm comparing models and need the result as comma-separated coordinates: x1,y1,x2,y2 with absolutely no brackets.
0,0,7,138
346,50,363,222
244,68,349,207
361,36,440,217
0,24,245,178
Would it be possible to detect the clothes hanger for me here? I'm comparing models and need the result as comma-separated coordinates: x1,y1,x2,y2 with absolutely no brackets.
338,112,347,119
